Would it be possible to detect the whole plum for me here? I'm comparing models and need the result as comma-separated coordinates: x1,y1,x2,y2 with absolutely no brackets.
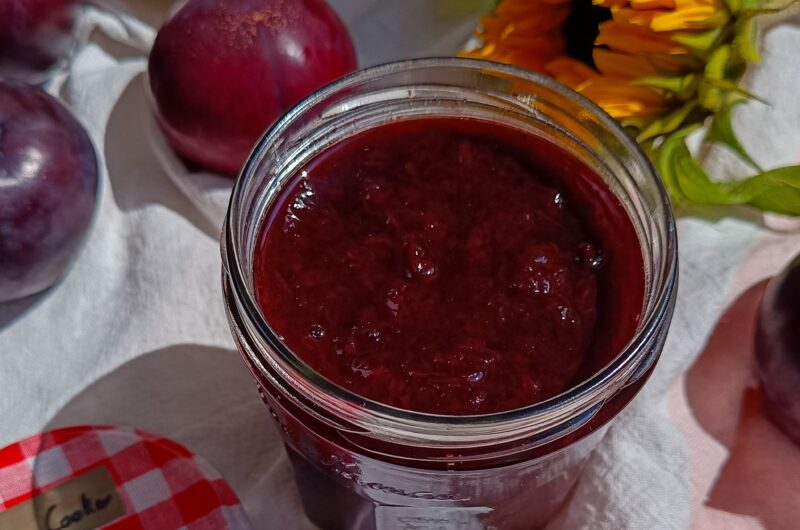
755,253,800,445
0,80,98,302
148,0,357,175
0,0,77,82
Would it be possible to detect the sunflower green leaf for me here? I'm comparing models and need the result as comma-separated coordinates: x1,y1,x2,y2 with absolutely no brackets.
705,102,763,171
657,128,800,215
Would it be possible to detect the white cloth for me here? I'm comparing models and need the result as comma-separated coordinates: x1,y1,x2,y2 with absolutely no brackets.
1,2,799,529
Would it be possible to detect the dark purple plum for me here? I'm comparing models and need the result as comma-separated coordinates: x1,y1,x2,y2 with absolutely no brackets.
0,0,77,82
755,253,800,445
0,80,98,302
148,0,357,175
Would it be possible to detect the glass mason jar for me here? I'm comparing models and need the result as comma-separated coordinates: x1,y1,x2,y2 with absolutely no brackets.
221,58,678,530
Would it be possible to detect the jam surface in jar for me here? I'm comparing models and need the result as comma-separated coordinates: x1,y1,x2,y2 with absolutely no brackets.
253,117,644,415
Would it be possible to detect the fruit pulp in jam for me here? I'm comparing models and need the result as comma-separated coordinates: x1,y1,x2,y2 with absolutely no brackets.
253,117,644,415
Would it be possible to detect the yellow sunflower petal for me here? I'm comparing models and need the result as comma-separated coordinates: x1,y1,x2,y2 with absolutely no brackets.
596,20,689,54
494,0,570,11
462,35,566,73
645,52,701,73
577,78,668,118
593,48,661,78
462,0,570,71
531,0,573,5
650,0,731,31
612,7,660,28
594,0,630,8
481,7,571,40
611,7,663,29
630,0,676,9
612,0,730,32
545,57,600,87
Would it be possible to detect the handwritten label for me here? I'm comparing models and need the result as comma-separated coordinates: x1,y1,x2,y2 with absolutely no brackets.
0,466,126,530
375,506,492,530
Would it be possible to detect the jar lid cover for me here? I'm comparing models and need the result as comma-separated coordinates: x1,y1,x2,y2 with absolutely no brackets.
0,425,253,530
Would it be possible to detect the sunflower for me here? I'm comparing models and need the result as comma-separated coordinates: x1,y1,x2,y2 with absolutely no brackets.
462,0,800,216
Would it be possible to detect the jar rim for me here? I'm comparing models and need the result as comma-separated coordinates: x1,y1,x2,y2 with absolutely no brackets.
223,57,678,440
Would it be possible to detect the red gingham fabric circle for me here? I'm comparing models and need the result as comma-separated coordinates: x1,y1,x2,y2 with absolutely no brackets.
0,426,253,529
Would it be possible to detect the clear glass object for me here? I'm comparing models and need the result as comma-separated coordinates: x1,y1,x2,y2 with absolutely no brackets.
222,58,678,530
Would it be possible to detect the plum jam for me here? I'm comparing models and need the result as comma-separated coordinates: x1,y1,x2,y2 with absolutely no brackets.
253,117,644,415
223,59,677,530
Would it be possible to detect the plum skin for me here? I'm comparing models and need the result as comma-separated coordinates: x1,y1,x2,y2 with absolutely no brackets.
148,0,357,176
0,80,99,302
0,0,77,81
754,253,800,445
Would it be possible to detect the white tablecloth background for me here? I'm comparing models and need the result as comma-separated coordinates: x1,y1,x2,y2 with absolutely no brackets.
1,1,799,528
